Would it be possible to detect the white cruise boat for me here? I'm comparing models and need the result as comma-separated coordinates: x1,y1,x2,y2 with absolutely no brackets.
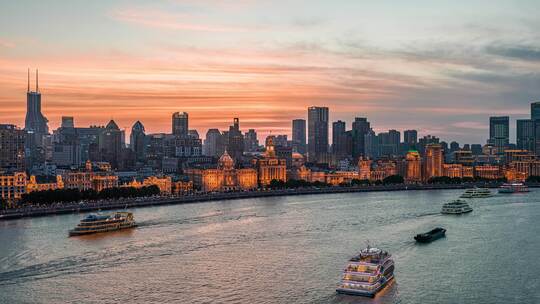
336,245,395,297
498,183,530,194
441,200,473,214
460,188,492,198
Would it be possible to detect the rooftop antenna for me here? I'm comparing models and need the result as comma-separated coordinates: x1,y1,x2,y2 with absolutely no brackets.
36,69,39,92
27,68,30,92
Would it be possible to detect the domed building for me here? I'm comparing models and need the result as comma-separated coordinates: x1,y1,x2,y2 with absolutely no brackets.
291,152,305,168
185,150,257,192
218,150,235,170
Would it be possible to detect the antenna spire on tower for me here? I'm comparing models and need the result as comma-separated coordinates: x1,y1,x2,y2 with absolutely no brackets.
27,68,30,92
36,69,39,92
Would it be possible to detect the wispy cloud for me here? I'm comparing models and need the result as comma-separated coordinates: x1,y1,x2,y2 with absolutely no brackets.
110,8,257,32
0,39,15,48
485,44,540,62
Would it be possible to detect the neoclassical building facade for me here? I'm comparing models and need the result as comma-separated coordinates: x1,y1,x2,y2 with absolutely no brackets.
186,150,257,192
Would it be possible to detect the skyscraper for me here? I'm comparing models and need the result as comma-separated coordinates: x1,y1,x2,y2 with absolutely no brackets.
244,129,259,152
24,69,49,164
424,143,443,180
531,101,540,121
332,120,348,159
292,119,306,154
172,112,189,137
532,102,540,156
351,117,370,158
227,118,244,161
388,130,401,153
516,119,535,152
61,116,74,128
404,130,418,147
99,120,123,169
0,124,26,172
364,129,379,159
489,116,509,153
203,129,224,157
130,121,146,162
307,107,329,163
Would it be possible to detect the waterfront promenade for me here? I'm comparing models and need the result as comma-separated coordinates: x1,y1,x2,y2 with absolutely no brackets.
0,182,518,220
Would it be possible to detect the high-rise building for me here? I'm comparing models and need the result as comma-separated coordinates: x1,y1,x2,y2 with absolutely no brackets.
531,101,540,121
535,121,540,157
307,107,329,163
61,116,74,128
0,124,26,172
227,118,244,161
388,130,401,152
378,130,400,156
99,120,123,169
418,135,440,155
292,119,306,154
130,121,146,162
52,119,81,167
188,130,199,139
274,135,288,147
517,119,535,152
351,117,370,158
244,129,259,152
172,112,189,137
449,141,460,152
424,144,443,180
24,69,49,166
531,102,540,157
489,116,509,153
332,120,348,159
364,129,379,159
404,130,418,147
470,144,483,155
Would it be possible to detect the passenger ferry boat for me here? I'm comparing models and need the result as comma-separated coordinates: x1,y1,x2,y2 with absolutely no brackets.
460,188,492,198
336,245,395,297
498,183,530,194
441,200,473,215
69,212,137,236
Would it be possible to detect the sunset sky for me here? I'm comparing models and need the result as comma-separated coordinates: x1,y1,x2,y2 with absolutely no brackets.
1,0,539,143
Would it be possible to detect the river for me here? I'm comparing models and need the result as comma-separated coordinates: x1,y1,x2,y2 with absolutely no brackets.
0,189,539,303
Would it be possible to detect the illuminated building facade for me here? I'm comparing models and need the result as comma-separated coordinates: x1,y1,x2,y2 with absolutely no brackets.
358,157,372,180
405,150,422,183
443,164,464,178
61,161,118,192
424,144,443,181
254,138,287,186
0,172,27,200
186,150,257,192
173,181,193,195
27,175,64,193
474,165,503,180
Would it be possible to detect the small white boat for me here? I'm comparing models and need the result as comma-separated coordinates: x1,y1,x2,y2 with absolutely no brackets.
441,200,473,215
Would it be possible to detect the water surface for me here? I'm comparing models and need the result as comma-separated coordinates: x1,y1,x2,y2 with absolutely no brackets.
1,189,539,303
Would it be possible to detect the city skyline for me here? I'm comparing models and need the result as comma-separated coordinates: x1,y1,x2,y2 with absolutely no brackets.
1,1,540,143
3,74,540,147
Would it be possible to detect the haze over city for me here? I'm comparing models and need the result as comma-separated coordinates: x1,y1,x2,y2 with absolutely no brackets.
1,0,540,143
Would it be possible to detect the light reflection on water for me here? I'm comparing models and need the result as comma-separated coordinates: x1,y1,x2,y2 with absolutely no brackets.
1,189,540,303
